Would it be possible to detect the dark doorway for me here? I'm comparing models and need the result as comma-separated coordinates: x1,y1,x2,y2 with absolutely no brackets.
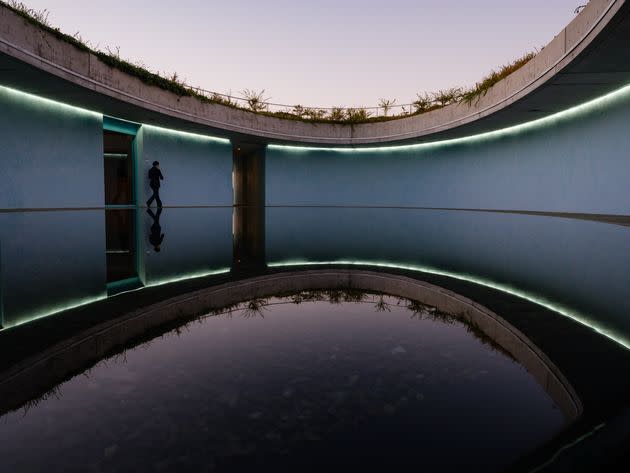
105,209,141,293
104,131,134,206
232,142,266,270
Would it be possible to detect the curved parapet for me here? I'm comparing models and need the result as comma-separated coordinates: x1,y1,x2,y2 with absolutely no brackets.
0,0,629,146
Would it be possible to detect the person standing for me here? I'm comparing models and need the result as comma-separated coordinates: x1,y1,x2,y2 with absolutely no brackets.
146,161,164,208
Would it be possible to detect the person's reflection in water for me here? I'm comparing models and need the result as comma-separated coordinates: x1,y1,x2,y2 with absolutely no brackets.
147,208,164,252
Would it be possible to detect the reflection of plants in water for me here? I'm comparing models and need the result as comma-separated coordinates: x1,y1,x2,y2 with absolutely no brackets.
407,300,436,318
408,301,455,325
4,287,519,418
242,299,269,319
327,290,344,304
20,385,62,416
463,321,516,361
374,295,391,312
342,290,366,303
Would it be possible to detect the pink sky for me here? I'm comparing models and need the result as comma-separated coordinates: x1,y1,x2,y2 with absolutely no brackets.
24,0,580,108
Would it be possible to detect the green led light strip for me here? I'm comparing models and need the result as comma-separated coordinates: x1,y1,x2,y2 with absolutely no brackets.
268,259,630,351
1,268,231,331
0,85,230,144
143,267,231,288
0,84,101,118
142,124,231,145
268,82,630,153
3,79,629,153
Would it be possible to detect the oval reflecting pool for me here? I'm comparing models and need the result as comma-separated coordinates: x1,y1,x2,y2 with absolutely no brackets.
0,290,566,473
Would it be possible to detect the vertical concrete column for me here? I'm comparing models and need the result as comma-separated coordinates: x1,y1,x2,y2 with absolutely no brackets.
232,142,266,270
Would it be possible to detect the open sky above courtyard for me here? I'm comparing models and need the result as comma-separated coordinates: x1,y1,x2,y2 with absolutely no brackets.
24,0,580,107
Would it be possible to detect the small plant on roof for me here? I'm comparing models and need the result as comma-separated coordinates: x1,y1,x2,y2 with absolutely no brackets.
104,45,121,61
303,107,327,120
329,107,346,121
432,87,463,107
241,88,270,112
209,92,233,106
412,92,432,113
378,98,397,116
8,0,49,25
345,107,372,122
462,51,536,104
292,105,306,117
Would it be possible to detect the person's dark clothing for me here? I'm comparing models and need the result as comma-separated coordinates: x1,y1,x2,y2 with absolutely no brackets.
147,208,164,251
146,188,162,208
148,167,164,188
147,166,164,207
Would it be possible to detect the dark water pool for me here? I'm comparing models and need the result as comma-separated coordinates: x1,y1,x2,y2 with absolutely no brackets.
0,291,565,473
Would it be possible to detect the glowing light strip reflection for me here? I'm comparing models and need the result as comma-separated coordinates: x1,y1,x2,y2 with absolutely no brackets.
268,83,630,153
143,268,231,289
7,294,109,330
268,259,630,351
2,268,231,331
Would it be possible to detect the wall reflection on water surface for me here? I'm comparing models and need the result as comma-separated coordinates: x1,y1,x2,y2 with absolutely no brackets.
0,207,629,343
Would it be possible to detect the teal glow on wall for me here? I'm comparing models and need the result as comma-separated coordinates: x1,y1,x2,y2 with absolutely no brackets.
0,210,107,328
266,83,630,214
0,85,104,209
139,125,233,206
103,116,141,136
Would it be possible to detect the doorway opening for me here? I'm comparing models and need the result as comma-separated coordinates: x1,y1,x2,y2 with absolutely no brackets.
232,142,266,270
103,117,142,293
104,130,135,206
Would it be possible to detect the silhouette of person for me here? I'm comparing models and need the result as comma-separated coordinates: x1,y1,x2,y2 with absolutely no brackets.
146,161,164,208
147,207,164,252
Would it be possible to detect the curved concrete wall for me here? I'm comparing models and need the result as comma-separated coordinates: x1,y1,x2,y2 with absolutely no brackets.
138,126,233,207
0,87,103,209
266,83,630,214
0,85,234,210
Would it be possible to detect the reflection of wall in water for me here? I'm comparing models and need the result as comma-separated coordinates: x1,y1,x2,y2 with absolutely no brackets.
266,208,630,341
105,209,139,285
141,208,233,285
0,87,103,209
0,211,106,327
266,91,630,215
